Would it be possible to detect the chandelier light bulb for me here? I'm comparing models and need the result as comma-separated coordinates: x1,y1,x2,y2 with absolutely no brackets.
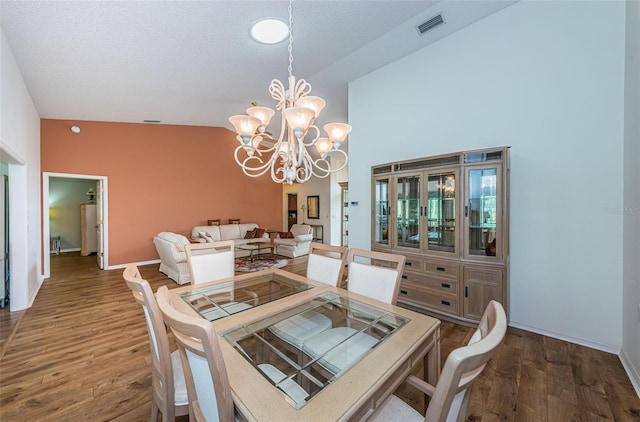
315,137,332,156
229,115,260,143
296,96,326,118
282,107,315,135
324,122,353,144
246,106,275,129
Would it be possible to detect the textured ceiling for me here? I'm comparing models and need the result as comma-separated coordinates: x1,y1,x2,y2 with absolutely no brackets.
0,0,516,131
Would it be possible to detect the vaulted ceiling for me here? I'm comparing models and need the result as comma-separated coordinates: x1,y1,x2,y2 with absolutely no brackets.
1,0,515,131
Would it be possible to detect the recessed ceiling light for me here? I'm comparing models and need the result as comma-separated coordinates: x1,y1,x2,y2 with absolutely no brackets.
250,18,289,44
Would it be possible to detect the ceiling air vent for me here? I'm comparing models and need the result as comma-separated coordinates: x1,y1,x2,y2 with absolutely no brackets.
416,14,444,36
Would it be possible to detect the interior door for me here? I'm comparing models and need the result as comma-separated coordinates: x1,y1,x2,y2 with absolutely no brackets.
95,180,104,269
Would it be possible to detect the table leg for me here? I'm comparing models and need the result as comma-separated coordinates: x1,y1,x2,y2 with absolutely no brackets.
425,325,441,386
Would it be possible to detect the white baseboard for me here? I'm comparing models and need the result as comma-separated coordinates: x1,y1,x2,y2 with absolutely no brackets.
620,349,640,398
508,321,620,354
106,259,160,271
509,321,640,398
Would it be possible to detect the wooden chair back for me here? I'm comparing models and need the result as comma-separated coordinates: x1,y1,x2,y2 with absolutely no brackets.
424,300,507,421
306,242,348,287
122,264,188,421
346,248,405,305
185,240,235,285
156,285,234,422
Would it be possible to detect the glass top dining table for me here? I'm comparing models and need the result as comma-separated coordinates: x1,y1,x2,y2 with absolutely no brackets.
168,268,441,421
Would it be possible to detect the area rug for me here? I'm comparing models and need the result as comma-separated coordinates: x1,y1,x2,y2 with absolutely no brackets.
235,256,289,273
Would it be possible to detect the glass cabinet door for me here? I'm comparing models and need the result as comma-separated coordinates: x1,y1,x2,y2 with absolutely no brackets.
395,174,421,250
465,165,501,259
372,177,391,248
426,170,457,254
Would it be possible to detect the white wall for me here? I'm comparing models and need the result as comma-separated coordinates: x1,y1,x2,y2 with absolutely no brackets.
0,27,42,310
622,0,640,394
349,1,625,350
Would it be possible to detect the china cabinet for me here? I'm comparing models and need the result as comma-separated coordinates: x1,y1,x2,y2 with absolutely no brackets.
371,147,509,324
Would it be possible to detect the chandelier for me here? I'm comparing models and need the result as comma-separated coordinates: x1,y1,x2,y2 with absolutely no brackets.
228,0,352,185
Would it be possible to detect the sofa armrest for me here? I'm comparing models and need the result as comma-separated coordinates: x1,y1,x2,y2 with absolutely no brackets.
173,251,187,263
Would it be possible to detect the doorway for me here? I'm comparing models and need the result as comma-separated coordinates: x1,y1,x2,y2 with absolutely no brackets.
287,193,297,230
0,173,7,308
42,172,109,278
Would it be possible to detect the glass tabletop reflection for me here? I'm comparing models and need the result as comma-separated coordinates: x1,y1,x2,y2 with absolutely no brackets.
178,271,315,322
223,292,410,409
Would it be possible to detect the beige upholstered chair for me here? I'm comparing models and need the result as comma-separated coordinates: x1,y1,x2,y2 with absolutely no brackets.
273,224,313,258
153,232,192,285
301,248,405,374
370,300,507,422
122,264,189,422
269,243,348,350
184,241,235,285
155,286,308,421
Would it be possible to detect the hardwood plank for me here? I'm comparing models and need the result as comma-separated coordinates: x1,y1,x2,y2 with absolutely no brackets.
0,252,638,421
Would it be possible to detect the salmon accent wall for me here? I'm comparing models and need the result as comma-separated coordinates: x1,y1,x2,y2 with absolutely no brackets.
41,119,283,266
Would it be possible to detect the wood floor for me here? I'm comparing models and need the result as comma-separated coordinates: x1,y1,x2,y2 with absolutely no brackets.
0,252,638,421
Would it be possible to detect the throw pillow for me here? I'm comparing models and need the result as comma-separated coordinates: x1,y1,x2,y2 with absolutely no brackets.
207,219,220,226
244,229,257,239
255,228,266,238
229,218,240,224
279,231,294,239
198,231,214,243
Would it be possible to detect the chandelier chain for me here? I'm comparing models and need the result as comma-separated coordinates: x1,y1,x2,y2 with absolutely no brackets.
287,0,293,78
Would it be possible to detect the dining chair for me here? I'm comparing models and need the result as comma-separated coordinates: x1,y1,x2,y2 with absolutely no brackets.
369,300,507,422
185,240,235,285
346,248,405,305
301,248,406,374
122,264,189,422
155,286,309,421
269,243,348,350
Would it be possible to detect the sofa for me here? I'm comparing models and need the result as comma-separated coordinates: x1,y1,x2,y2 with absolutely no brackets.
153,232,192,285
273,224,313,258
190,223,270,258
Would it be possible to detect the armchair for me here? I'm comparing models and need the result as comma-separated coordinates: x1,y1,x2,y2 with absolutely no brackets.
153,232,192,285
273,224,313,258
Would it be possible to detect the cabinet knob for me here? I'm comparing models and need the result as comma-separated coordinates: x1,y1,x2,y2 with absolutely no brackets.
441,300,451,306
436,266,445,272
400,289,408,295
441,283,450,289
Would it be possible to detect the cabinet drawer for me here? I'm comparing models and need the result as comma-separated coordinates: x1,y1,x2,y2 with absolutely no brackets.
402,255,424,272
398,282,459,315
424,260,459,279
400,272,459,295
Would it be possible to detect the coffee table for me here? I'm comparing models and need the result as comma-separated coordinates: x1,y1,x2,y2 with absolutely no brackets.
236,242,273,263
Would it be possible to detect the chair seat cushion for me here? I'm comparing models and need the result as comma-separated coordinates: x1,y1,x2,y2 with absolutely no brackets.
369,395,423,422
258,363,309,407
170,350,189,406
269,311,333,348
302,327,379,374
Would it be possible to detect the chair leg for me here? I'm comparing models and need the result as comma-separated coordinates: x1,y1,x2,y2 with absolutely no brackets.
151,399,159,422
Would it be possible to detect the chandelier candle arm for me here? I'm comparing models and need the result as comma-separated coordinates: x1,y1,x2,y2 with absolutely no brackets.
228,0,351,185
